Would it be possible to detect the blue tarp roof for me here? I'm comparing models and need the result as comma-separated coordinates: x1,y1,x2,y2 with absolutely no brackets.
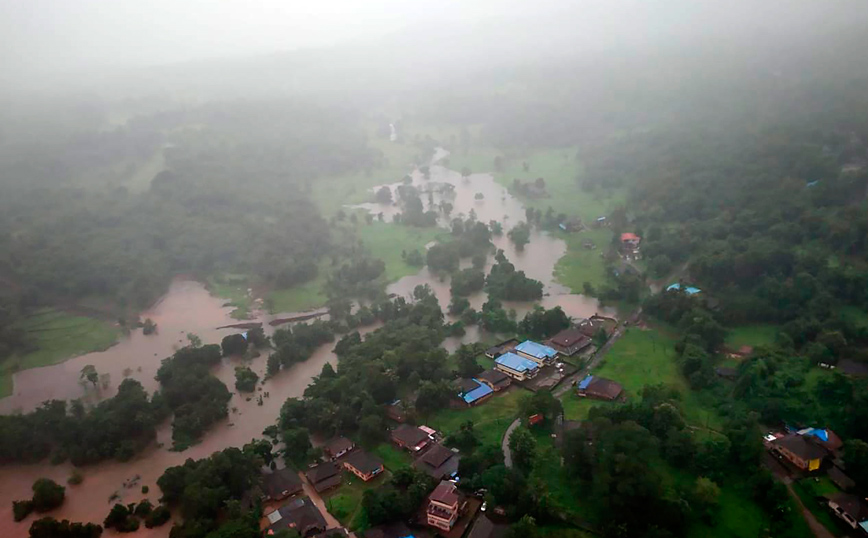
241,331,249,340
515,340,558,359
666,283,701,295
461,379,494,403
804,428,829,442
496,352,539,373
578,374,594,390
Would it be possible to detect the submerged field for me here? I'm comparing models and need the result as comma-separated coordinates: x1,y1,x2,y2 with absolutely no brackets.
1,309,120,398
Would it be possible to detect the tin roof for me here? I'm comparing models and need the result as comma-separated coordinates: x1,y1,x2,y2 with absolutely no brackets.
460,379,494,404
496,352,539,373
515,340,557,359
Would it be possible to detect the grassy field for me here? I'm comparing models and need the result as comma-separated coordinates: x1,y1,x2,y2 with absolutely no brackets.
207,274,254,319
267,267,330,314
1,309,120,397
725,324,780,349
370,443,413,472
324,471,389,530
792,477,847,537
426,388,524,447
553,228,614,293
560,327,723,430
357,222,444,282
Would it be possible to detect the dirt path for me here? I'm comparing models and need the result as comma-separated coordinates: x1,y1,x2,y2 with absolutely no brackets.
785,483,835,538
502,418,521,468
297,471,343,530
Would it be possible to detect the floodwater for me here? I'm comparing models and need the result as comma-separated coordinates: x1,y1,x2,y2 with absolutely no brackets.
0,280,376,537
0,149,613,537
360,149,615,322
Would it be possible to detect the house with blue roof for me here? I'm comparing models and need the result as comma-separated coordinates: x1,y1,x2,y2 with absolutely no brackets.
454,378,494,407
666,283,702,295
495,352,540,381
515,340,558,366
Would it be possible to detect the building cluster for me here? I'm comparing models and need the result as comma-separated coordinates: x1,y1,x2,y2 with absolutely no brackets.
766,427,868,533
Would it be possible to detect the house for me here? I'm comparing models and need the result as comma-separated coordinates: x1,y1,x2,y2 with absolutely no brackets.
391,424,432,452
467,514,508,538
264,497,327,537
495,352,540,381
386,400,409,423
324,437,356,461
576,375,623,401
770,434,827,471
261,467,303,502
484,339,519,359
363,522,416,538
620,233,641,252
455,378,494,406
827,492,868,532
666,283,702,295
838,359,868,377
798,428,843,454
426,481,464,532
514,340,558,365
342,450,384,482
828,466,856,491
547,327,593,357
414,443,460,480
305,462,343,492
313,529,349,538
477,369,511,391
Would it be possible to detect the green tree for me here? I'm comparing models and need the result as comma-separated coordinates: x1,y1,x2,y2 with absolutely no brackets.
693,477,721,522
31,478,65,512
234,366,259,392
508,427,537,474
80,365,98,386
508,223,531,251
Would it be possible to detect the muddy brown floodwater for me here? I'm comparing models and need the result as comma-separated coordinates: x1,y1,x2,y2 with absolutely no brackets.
0,280,377,537
0,149,613,537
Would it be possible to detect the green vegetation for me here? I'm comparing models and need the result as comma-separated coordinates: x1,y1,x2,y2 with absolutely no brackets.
1,309,120,398
792,478,847,538
370,443,412,472
427,389,523,446
724,325,780,349
358,222,442,281
208,275,254,319
325,471,389,529
267,268,330,313
553,228,613,294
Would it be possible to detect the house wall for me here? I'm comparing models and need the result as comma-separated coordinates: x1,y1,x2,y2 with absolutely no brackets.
775,446,820,471
495,363,536,381
828,500,860,529
343,462,383,482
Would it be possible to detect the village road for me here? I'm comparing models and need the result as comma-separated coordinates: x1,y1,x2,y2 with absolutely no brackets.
297,471,343,530
502,418,521,468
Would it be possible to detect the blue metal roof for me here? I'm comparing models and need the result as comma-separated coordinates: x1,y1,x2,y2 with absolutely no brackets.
461,379,494,403
666,283,701,295
515,340,557,359
496,352,539,373
804,428,829,442
578,374,594,390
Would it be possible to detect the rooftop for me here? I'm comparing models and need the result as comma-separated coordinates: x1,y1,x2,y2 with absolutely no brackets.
419,444,455,469
324,437,355,456
429,481,459,506
478,369,510,386
515,340,558,359
667,283,701,295
305,462,341,484
578,375,623,400
343,450,384,475
621,232,640,242
773,434,828,461
549,327,591,348
262,467,302,499
265,497,326,536
459,379,494,404
496,352,540,373
392,424,430,447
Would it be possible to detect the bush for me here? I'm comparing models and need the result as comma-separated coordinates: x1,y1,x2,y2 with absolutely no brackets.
234,366,260,392
143,505,171,528
67,470,84,486
13,499,33,522
141,485,149,494
31,478,65,512
134,499,153,517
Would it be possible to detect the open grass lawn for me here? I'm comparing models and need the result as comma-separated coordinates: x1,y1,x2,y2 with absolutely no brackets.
324,471,389,530
426,388,524,447
207,274,254,319
841,306,868,329
357,222,444,282
793,478,848,537
530,445,598,523
725,324,780,349
370,443,413,472
553,228,614,293
1,309,120,397
267,260,331,313
560,394,612,421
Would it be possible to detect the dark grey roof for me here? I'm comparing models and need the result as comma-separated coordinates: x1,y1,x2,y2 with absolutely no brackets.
583,377,623,400
266,497,327,536
324,437,355,456
262,467,302,499
306,462,341,485
419,444,454,468
468,515,508,538
391,424,429,447
478,369,511,386
773,434,827,461
343,450,383,475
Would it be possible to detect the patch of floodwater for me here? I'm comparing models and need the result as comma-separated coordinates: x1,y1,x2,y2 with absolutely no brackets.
0,279,375,538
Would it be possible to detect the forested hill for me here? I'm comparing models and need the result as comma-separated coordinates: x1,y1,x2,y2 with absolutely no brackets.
0,100,374,311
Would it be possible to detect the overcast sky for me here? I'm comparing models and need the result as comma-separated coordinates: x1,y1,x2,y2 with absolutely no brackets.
2,0,866,78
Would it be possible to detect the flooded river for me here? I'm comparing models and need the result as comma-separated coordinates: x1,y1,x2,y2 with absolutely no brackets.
0,151,613,536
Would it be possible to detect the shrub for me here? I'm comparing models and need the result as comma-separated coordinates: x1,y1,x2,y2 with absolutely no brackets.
67,471,84,486
31,479,65,512
144,505,171,528
12,500,33,522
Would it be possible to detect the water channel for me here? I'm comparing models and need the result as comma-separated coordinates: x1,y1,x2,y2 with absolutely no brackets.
0,151,613,537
